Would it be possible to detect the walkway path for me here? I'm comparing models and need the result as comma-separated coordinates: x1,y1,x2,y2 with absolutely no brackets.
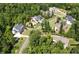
19,37,29,54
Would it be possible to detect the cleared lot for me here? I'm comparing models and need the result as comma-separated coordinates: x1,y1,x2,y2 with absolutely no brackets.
52,35,69,48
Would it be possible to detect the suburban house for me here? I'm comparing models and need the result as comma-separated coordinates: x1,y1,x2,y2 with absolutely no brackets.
49,7,67,17
53,35,69,49
12,24,24,34
54,15,75,33
31,15,44,25
40,7,66,18
63,15,75,32
65,15,75,25
54,19,62,34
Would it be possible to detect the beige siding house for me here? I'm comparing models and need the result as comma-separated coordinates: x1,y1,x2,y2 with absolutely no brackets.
31,15,44,25
54,19,62,34
49,7,67,17
54,22,61,34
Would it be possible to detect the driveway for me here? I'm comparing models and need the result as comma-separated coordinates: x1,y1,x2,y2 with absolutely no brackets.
19,37,29,53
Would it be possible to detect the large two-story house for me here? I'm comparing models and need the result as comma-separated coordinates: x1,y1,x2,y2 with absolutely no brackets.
31,15,44,25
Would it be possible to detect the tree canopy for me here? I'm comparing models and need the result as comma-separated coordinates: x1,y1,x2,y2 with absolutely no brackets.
0,3,79,53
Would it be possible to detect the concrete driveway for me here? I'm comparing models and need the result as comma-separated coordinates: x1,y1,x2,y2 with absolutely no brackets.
19,37,29,54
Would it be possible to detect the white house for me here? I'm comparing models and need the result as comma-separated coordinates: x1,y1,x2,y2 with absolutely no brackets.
31,15,44,25
12,24,24,34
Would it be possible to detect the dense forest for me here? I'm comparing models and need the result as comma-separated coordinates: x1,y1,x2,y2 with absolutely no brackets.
0,4,79,53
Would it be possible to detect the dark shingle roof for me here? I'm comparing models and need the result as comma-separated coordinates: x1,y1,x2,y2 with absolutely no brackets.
13,24,24,33
33,15,43,21
66,15,74,23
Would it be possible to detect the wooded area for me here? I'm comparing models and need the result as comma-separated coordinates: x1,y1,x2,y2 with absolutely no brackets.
0,4,79,53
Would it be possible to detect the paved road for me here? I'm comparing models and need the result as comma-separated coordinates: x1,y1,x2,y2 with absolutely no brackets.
19,37,29,54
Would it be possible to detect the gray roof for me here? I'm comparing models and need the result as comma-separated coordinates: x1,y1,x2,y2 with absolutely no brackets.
13,24,24,33
33,15,44,21
66,15,74,23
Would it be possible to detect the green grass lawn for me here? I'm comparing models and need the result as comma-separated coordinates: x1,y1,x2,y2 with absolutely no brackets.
22,15,58,36
68,38,78,48
12,38,24,53
49,16,57,30
23,29,32,35
13,15,76,53
69,38,77,44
